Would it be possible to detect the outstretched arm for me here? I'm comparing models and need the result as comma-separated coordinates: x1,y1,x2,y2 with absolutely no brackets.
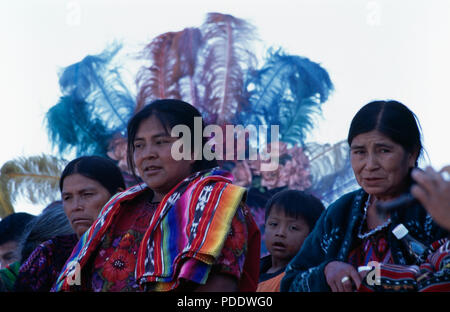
411,166,450,231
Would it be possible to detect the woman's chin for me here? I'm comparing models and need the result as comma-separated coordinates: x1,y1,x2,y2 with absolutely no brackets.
362,184,386,195
363,187,407,202
75,226,88,238
142,175,164,188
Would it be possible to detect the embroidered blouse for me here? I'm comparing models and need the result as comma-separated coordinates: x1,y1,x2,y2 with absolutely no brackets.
84,194,248,291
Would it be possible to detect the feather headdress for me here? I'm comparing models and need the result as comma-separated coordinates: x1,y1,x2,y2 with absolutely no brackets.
195,13,257,125
46,42,135,158
136,13,257,126
239,48,333,146
0,155,67,217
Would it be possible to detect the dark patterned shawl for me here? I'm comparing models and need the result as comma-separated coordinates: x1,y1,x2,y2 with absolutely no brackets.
281,189,448,292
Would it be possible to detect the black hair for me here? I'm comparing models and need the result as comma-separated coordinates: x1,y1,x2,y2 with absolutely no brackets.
0,212,36,245
126,99,218,181
59,156,126,196
19,201,74,264
264,189,325,231
347,100,423,167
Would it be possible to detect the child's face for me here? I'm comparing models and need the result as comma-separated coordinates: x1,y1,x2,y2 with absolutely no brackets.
264,206,310,263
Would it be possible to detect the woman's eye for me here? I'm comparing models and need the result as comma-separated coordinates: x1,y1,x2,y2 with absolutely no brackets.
156,139,170,145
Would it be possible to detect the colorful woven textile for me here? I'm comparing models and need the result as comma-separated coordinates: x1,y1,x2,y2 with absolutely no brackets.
358,238,450,292
88,198,250,291
14,234,78,292
53,168,249,291
347,228,394,267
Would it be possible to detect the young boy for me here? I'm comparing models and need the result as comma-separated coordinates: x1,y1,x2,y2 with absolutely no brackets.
257,189,325,292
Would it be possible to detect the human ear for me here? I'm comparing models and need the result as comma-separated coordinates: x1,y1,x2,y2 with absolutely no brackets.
408,148,420,168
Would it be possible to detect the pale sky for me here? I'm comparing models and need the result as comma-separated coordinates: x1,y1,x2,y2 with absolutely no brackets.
1,0,449,215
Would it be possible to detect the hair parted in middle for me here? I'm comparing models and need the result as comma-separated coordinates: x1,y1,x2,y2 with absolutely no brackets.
126,99,219,182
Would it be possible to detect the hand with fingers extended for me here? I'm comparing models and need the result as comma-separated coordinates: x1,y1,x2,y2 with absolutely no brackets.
324,261,362,292
411,166,450,231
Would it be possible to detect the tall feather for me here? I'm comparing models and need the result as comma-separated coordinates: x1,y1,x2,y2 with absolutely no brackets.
304,140,359,206
46,95,112,156
196,12,257,125
173,27,203,107
46,43,135,157
239,48,333,146
0,179,14,218
136,28,204,111
136,32,182,110
0,155,67,211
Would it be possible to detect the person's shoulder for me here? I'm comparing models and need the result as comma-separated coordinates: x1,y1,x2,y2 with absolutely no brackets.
199,170,248,196
30,234,77,259
107,183,153,209
329,189,362,207
52,234,78,247
325,189,364,217
19,242,50,273
197,167,236,185
25,238,60,262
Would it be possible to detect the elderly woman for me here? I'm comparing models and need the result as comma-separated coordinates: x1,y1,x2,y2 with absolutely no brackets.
14,156,125,292
281,100,448,292
53,99,260,292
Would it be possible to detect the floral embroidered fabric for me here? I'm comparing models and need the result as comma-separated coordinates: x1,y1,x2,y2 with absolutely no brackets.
88,192,247,291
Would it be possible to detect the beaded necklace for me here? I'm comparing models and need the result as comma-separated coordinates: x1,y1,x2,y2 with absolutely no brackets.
357,195,391,240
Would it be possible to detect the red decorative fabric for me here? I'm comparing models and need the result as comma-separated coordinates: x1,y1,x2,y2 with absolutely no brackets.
358,238,450,292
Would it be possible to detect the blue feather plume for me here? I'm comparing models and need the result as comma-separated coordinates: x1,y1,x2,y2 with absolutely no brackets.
46,95,111,156
238,48,333,146
46,43,136,157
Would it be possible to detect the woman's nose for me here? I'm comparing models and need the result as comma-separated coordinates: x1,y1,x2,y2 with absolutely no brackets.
70,197,84,211
365,153,380,170
141,143,157,159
